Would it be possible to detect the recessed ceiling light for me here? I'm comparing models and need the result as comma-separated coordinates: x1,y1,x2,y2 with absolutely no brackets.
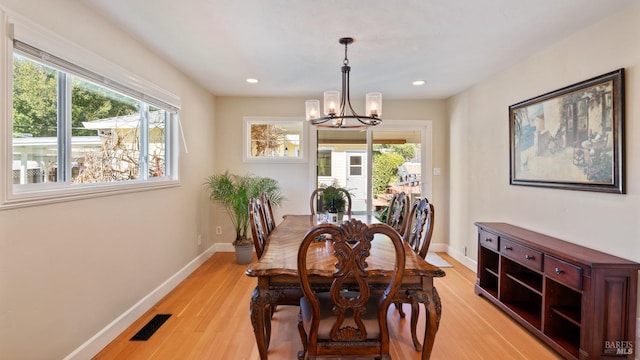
246,78,259,84
412,80,425,86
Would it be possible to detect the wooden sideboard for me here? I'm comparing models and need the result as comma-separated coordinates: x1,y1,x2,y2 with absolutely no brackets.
474,222,639,359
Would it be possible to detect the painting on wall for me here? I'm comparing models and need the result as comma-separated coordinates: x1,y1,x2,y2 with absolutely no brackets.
509,69,624,193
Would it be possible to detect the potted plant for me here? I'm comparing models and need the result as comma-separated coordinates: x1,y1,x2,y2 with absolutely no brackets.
321,185,350,219
205,171,283,264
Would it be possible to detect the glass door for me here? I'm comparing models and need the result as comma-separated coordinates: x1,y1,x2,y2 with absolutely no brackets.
315,122,431,217
370,129,424,216
317,130,367,214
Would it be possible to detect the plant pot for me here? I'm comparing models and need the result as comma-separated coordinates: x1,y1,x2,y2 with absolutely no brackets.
234,244,254,264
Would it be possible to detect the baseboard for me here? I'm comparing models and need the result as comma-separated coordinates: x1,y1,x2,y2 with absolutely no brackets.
429,243,448,253
446,245,477,271
63,244,219,360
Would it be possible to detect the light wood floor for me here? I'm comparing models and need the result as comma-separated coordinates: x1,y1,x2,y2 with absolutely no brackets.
94,253,561,359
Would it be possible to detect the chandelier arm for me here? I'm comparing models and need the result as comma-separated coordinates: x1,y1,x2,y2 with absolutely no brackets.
310,115,381,128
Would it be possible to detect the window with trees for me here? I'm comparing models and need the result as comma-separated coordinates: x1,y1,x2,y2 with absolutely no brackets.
3,31,180,209
243,117,306,163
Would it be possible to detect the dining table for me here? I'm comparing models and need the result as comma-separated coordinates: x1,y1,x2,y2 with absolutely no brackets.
245,214,446,359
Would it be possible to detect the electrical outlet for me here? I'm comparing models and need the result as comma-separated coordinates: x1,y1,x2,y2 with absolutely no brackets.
215,226,222,235
197,235,202,245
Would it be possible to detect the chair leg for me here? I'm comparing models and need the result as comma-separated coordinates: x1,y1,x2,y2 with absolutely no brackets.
263,304,273,349
270,304,278,318
410,301,422,351
297,311,308,360
395,302,406,318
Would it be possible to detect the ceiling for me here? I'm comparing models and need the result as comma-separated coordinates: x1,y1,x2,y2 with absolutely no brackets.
80,0,634,100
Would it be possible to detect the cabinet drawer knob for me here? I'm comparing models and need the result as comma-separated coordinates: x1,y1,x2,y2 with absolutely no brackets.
504,246,513,251
485,238,492,242
555,268,564,275
525,255,534,260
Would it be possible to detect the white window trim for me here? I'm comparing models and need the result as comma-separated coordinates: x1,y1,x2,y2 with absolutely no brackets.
0,9,181,210
242,116,308,163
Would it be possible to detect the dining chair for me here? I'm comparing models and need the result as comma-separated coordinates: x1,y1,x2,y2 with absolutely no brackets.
394,197,435,351
249,197,302,349
248,197,269,259
296,218,406,359
385,192,409,235
309,187,352,216
260,192,276,234
248,197,273,345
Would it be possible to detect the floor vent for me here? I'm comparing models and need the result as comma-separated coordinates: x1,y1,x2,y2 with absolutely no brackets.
130,314,171,341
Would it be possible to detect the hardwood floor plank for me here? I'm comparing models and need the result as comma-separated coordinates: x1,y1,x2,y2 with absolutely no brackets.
94,252,561,359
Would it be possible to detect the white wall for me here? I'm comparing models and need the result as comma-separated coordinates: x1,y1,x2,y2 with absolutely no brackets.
0,0,216,358
447,0,640,296
213,97,450,248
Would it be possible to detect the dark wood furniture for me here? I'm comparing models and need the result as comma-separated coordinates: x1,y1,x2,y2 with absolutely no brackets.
260,192,276,233
385,191,409,235
394,197,436,351
474,222,639,359
404,198,435,259
296,219,405,359
249,198,269,259
246,214,446,360
309,188,352,216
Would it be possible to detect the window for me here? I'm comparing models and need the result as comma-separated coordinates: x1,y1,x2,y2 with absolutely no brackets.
2,18,180,209
243,117,307,163
317,150,332,176
348,154,363,176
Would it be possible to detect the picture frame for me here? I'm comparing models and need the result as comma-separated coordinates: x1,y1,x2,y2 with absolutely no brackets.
509,68,624,193
242,116,308,163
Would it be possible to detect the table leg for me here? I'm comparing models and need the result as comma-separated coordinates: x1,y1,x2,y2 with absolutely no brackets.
250,286,284,360
409,287,442,359
250,286,268,360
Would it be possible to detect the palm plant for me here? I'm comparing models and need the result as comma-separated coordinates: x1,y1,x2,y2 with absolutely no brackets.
205,171,283,246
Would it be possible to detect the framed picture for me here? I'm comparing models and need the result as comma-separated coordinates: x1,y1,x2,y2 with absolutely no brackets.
509,69,624,193
243,117,308,163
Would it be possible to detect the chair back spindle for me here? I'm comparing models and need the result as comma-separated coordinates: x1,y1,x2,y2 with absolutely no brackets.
385,192,409,235
248,198,269,259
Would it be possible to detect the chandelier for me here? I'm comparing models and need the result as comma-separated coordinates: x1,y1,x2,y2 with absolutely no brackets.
305,37,382,128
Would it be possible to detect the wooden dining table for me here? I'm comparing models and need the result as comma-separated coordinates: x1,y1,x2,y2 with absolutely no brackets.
245,214,446,359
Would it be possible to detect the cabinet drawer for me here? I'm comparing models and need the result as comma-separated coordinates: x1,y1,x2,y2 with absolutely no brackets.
479,229,499,251
544,256,582,290
500,238,542,271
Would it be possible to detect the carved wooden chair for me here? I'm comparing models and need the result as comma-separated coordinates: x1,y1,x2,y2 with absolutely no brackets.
385,192,409,235
297,219,406,359
309,187,352,217
248,197,273,345
260,192,276,234
248,197,269,259
249,197,302,349
394,197,435,351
